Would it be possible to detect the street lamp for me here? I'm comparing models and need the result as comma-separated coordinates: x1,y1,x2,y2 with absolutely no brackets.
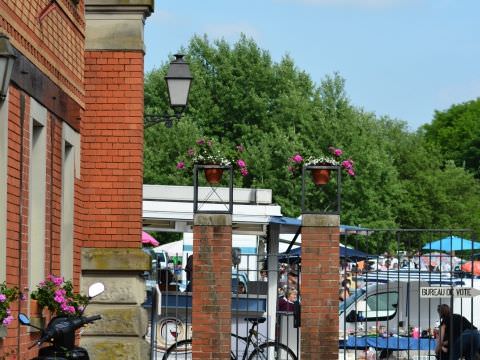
0,33,16,102
144,54,193,128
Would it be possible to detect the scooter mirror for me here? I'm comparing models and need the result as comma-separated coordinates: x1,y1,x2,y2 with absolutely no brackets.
88,282,105,298
18,313,30,325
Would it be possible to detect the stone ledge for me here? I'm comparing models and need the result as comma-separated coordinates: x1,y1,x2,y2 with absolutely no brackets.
82,305,148,336
194,214,232,226
302,214,340,227
82,248,151,271
80,337,150,360
82,274,146,304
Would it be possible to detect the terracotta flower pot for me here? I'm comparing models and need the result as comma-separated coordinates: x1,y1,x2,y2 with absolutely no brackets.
311,168,331,186
204,168,224,184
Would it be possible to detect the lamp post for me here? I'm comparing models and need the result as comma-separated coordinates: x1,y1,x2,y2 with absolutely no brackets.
0,33,16,102
144,54,193,128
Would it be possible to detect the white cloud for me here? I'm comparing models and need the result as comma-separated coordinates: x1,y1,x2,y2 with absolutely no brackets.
202,23,261,42
278,0,418,9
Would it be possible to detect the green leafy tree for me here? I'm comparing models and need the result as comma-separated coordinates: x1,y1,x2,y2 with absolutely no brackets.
144,35,480,236
422,98,480,177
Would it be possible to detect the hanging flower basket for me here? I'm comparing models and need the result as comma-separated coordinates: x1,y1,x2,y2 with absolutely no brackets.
176,138,248,180
311,168,331,186
204,167,224,184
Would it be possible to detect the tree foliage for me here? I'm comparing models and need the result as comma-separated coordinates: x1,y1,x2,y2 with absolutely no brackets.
144,35,480,236
422,99,480,178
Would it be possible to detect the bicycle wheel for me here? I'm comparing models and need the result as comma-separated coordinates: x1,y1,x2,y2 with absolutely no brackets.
247,342,297,360
162,339,192,360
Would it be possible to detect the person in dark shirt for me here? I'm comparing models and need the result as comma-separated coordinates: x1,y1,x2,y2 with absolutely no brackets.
436,304,480,359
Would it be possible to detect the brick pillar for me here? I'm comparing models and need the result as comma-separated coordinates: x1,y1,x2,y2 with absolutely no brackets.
80,2,153,358
192,214,232,359
300,214,340,359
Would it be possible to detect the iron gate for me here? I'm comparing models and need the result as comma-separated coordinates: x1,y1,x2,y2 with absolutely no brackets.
339,229,480,360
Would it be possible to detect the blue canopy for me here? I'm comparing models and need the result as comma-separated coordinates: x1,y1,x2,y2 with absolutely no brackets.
422,236,480,252
280,245,370,261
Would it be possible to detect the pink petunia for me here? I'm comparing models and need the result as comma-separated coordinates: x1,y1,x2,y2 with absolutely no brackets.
342,160,353,169
236,144,245,153
53,276,64,286
237,159,246,168
292,154,303,163
240,168,249,176
176,161,185,169
334,148,343,157
54,295,65,304
2,315,14,326
196,139,205,145
187,148,195,156
0,294,6,302
347,168,355,176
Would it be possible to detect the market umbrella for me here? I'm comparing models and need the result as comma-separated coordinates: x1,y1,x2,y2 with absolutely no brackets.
141,231,159,247
422,236,480,252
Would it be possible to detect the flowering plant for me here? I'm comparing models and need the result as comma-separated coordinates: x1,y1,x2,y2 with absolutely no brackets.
176,138,248,176
289,146,356,177
0,282,20,327
30,275,88,317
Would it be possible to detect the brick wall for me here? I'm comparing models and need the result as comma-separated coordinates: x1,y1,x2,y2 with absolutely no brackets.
82,50,144,248
0,86,78,359
0,0,85,105
300,215,340,360
192,215,232,359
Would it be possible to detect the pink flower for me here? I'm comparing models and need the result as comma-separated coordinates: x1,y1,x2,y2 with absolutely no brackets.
2,315,13,326
236,144,245,153
334,148,343,157
187,148,195,156
240,168,249,176
176,161,185,169
54,289,66,297
0,294,6,302
53,276,64,286
292,154,303,163
237,159,246,168
54,295,65,304
347,168,355,176
288,166,294,173
20,293,26,301
196,139,205,145
342,160,353,169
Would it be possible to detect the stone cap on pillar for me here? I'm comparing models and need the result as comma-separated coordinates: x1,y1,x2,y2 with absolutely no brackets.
302,214,340,227
82,248,151,271
194,214,232,226
85,0,154,51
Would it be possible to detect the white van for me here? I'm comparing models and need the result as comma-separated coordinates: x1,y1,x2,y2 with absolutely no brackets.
340,271,480,334
153,249,170,269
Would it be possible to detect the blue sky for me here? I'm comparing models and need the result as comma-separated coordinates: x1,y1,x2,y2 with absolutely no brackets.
144,0,480,130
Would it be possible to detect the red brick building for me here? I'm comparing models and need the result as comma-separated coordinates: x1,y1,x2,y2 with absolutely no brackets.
0,0,152,357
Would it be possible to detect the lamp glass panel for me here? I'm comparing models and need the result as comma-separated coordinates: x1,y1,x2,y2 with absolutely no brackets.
0,58,7,95
167,79,191,107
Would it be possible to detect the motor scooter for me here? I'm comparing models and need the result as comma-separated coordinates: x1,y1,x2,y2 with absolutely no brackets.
19,282,105,360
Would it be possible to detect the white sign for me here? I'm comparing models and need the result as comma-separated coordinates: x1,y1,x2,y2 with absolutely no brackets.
420,287,480,298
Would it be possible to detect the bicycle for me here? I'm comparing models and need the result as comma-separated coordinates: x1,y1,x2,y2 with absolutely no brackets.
162,317,297,360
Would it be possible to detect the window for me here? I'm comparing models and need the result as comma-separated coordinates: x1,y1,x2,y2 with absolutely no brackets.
28,99,47,291
0,95,8,282
61,123,80,281
364,292,398,320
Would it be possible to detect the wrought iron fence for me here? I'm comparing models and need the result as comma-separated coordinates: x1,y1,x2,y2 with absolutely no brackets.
144,229,480,360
